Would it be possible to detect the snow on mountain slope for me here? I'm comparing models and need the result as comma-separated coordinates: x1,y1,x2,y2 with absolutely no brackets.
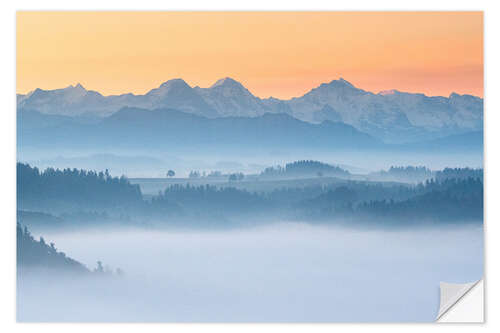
17,78,483,143
284,78,482,142
194,77,272,117
17,84,109,116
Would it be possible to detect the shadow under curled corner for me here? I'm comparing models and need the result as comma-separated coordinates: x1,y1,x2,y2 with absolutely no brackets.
436,279,484,322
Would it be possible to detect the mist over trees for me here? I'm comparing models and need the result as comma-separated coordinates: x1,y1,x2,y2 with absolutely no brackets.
229,173,244,182
17,162,484,228
261,181,417,205
260,160,350,179
367,166,434,183
145,173,483,225
435,167,483,181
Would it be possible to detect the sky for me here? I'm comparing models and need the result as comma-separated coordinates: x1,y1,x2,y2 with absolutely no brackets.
17,11,483,99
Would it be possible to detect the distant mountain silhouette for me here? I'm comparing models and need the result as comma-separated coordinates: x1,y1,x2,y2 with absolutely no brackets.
18,107,383,152
399,130,483,152
17,77,483,143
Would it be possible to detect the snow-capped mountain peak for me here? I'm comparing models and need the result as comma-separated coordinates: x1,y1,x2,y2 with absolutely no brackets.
210,77,244,89
153,78,191,93
336,77,355,87
195,77,267,117
73,83,85,90
133,79,191,101
379,89,398,96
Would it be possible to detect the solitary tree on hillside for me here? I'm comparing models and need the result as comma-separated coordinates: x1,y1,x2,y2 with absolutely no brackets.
95,261,104,273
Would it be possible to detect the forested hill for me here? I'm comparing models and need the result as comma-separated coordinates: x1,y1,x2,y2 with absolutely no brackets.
148,173,483,225
298,177,483,224
17,163,143,212
17,223,89,274
260,160,350,179
357,177,483,223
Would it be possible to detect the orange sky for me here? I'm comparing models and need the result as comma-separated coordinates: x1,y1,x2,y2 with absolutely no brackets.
17,11,483,99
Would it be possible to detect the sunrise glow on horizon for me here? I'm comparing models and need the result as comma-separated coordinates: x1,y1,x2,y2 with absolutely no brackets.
17,11,483,98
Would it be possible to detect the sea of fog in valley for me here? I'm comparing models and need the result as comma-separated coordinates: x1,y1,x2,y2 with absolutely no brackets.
18,222,483,322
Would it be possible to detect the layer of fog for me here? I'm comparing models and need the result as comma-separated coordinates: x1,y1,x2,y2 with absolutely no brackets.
18,223,483,322
18,148,483,178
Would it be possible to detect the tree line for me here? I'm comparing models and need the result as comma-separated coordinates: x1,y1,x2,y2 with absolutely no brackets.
17,162,484,226
435,167,483,181
151,184,268,216
368,166,434,183
299,177,483,223
18,163,143,211
260,160,350,178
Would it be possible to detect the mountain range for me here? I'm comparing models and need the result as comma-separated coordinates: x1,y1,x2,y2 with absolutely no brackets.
17,106,483,157
18,108,382,152
17,78,483,143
